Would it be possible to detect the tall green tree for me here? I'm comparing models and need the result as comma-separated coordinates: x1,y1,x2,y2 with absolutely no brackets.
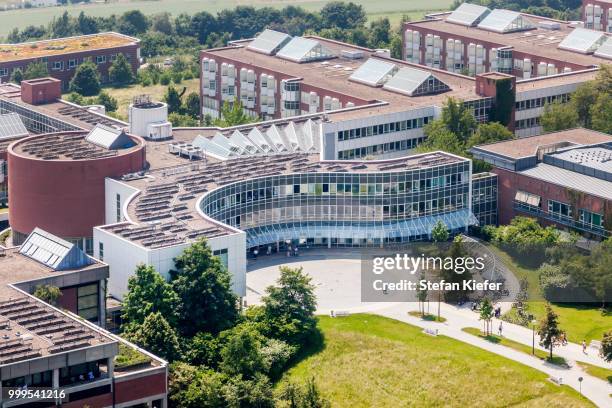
109,53,134,86
467,122,513,147
122,264,179,331
540,101,578,132
69,61,101,96
441,97,477,142
222,375,275,408
184,92,201,118
213,100,253,127
164,85,183,114
418,120,465,156
320,1,367,29
590,93,612,135
262,266,317,346
168,363,226,408
97,91,118,112
570,82,597,128
170,238,239,337
601,331,612,362
129,312,181,362
119,10,150,36
220,324,266,379
537,303,564,360
23,61,48,80
479,298,494,336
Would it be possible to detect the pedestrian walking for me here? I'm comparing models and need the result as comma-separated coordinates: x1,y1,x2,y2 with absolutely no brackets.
498,321,503,337
582,339,587,354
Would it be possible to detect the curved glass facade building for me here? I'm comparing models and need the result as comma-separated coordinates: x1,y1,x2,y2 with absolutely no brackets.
200,155,476,248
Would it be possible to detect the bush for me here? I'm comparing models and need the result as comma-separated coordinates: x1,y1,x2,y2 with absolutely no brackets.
171,71,183,84
182,70,194,80
160,72,171,85
261,339,296,380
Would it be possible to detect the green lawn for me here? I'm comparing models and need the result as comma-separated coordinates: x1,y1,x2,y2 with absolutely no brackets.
462,327,568,367
408,310,447,322
281,314,592,407
487,244,611,343
65,78,200,121
0,0,453,37
575,361,612,384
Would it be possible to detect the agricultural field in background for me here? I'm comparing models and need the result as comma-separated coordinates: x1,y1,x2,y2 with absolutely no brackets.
0,0,453,38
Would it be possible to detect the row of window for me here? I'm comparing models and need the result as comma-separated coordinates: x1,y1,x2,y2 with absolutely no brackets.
337,117,432,141
515,93,571,111
515,194,605,229
0,53,129,77
337,137,426,159
515,117,541,130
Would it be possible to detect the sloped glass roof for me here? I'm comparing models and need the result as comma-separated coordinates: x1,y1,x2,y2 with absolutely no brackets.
247,29,292,55
477,9,534,33
447,3,491,27
19,228,93,271
594,36,612,59
0,113,28,140
558,28,607,54
383,67,451,96
349,58,397,87
86,124,135,150
276,37,335,62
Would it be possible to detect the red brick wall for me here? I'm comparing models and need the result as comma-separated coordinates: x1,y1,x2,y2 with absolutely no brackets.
21,78,62,105
57,286,78,314
114,372,167,404
61,392,113,408
494,167,608,226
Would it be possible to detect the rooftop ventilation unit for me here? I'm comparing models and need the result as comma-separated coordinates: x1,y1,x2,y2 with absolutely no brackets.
340,49,364,59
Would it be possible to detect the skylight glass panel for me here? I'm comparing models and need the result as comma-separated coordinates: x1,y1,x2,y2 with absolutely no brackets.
477,9,534,33
276,37,334,62
447,3,491,27
593,36,612,59
383,67,450,96
86,124,135,150
0,113,28,140
247,29,292,55
192,135,232,159
349,58,397,87
19,228,92,270
558,28,607,54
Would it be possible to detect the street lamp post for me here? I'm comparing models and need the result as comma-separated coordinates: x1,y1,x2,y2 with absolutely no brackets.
531,319,537,355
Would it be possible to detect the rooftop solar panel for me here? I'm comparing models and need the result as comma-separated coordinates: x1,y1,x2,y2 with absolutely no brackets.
558,28,607,54
276,37,334,62
447,3,491,27
477,9,534,33
593,36,612,59
247,29,292,55
0,113,28,140
382,67,450,96
349,58,397,87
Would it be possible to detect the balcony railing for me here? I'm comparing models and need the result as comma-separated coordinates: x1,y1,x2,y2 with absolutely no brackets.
513,201,610,238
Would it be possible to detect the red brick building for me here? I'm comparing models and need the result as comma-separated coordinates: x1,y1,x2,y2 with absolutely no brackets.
0,32,140,90
470,129,612,239
583,0,612,32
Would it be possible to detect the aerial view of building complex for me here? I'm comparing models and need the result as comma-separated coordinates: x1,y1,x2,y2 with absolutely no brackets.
0,1,609,407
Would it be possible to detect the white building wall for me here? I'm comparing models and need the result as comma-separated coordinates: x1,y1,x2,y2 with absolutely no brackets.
105,178,141,225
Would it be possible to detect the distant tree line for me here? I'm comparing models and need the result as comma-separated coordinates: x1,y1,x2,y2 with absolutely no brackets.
5,2,405,59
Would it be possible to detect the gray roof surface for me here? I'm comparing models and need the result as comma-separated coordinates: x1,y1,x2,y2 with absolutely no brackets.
519,163,612,199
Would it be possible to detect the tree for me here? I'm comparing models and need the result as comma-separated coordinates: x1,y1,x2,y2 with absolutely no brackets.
10,68,23,84
431,220,450,242
276,378,330,408
540,101,578,132
109,53,134,86
262,266,318,346
302,377,330,408
168,112,199,127
33,285,61,306
601,331,612,362
368,18,390,48
537,303,564,360
479,298,494,336
170,238,239,337
97,91,118,112
320,1,367,30
77,11,98,34
119,10,150,36
189,11,217,44
168,363,226,408
220,324,266,379
129,312,181,362
69,61,101,96
23,61,48,80
590,93,612,135
222,374,275,408
164,85,183,114
184,92,200,118
570,82,597,128
441,97,477,142
417,120,464,156
213,100,253,127
151,12,174,35
467,122,513,147
442,235,474,303
121,264,179,331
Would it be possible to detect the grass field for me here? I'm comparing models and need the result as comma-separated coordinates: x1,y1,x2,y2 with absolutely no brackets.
575,361,612,384
0,0,454,38
95,78,200,120
487,244,611,344
462,327,568,367
281,314,592,407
